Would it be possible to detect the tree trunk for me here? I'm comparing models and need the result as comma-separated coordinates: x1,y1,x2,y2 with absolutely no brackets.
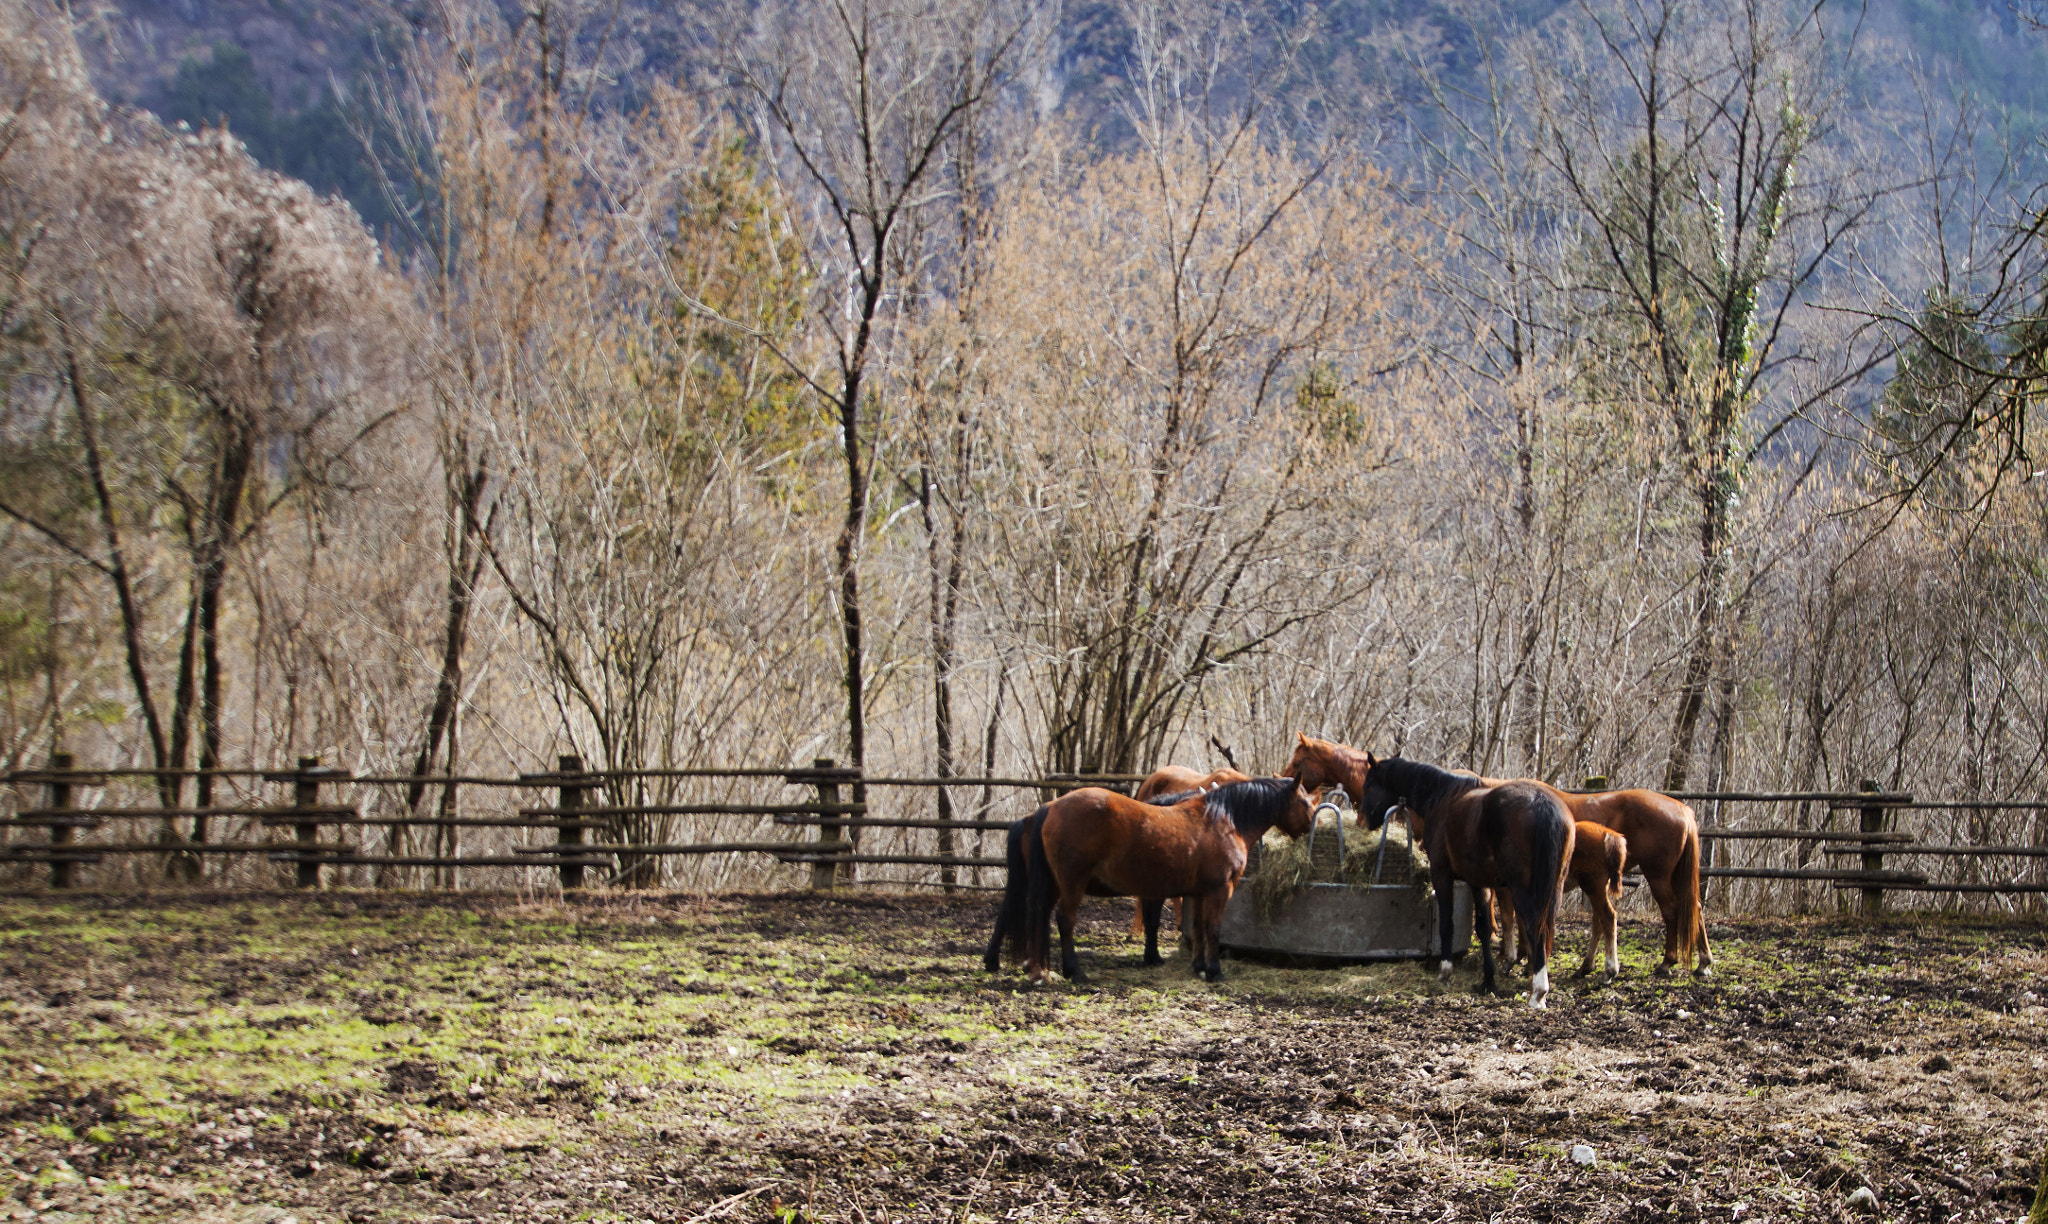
193,411,256,837
1664,408,1737,792
63,340,173,810
395,460,488,887
835,367,868,879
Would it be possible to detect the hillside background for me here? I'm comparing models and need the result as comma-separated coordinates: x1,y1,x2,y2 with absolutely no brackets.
72,0,2048,232
6,0,2048,898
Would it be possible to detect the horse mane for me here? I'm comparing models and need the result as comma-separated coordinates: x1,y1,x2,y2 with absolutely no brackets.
1372,757,1483,816
1203,776,1298,835
1143,787,1205,806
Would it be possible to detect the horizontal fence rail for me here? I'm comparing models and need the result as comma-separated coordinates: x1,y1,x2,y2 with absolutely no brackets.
4,757,2045,907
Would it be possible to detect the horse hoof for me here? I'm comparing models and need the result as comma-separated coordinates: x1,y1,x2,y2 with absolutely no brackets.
1529,994,1549,1010
1694,965,1714,980
983,956,1000,973
1653,963,1674,978
1569,965,1591,981
1142,954,1164,967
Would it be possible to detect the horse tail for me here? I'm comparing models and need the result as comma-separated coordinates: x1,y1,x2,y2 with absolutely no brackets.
1526,790,1574,958
1673,813,1703,971
1020,807,1057,973
987,811,1038,970
1602,830,1627,901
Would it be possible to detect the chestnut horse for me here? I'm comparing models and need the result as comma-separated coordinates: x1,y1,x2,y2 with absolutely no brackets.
1126,766,1250,936
991,777,1313,983
1353,756,1576,1007
1495,820,1628,983
1284,735,1710,976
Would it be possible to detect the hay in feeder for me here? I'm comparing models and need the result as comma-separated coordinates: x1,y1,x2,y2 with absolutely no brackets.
1249,807,1433,920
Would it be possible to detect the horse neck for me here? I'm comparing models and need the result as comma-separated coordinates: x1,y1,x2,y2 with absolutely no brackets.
1384,759,1476,820
1210,781,1296,842
1333,747,1373,808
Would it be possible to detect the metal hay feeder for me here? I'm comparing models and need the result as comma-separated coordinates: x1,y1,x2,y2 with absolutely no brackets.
1219,793,1474,960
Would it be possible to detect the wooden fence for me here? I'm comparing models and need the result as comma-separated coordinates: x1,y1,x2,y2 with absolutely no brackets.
3,756,2045,910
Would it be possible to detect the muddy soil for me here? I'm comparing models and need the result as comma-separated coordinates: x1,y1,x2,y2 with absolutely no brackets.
1,891,2045,1224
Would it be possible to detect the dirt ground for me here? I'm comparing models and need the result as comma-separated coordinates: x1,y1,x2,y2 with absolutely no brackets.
1,890,2045,1224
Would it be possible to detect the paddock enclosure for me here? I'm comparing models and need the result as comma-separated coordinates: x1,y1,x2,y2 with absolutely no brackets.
6,757,2047,916
6,759,2047,1222
2,892,2045,1224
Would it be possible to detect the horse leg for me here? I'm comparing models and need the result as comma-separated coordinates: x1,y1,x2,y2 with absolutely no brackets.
1692,905,1715,979
1605,896,1622,983
1435,879,1459,986
1574,882,1609,982
983,893,1008,974
1128,901,1146,939
1646,869,1683,976
1493,890,1521,972
1473,885,1500,997
1140,897,1166,967
1195,887,1229,982
1508,884,1550,1009
1056,893,1084,984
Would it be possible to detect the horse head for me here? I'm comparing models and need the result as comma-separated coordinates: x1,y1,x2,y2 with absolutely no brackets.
1357,755,1405,831
1275,777,1317,839
1283,733,1374,808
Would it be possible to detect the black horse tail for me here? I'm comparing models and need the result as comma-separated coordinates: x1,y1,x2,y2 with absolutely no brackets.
1519,788,1575,963
985,808,1044,971
1019,806,1057,974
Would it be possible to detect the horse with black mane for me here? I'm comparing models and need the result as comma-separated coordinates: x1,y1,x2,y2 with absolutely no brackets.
1351,755,1576,1008
1125,765,1250,936
986,776,1313,983
1286,734,1709,977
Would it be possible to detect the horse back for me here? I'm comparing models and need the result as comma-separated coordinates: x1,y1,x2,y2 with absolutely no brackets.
1479,781,1574,888
1134,767,1206,803
1133,766,1249,803
1576,789,1694,861
1040,787,1226,896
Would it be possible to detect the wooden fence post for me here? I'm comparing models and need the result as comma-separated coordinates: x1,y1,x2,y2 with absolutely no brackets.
558,755,587,890
811,758,843,891
1860,779,1885,916
293,755,324,889
47,751,75,890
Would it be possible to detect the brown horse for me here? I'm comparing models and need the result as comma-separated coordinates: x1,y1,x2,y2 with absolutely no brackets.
1284,735,1711,976
1134,766,1251,802
1126,766,1250,936
992,777,1313,983
1353,756,1576,1007
1495,820,1628,983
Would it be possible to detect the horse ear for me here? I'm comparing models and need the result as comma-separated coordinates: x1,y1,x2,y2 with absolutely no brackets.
1296,731,1310,746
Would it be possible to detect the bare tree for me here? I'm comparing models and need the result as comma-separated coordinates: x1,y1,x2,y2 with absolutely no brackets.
1528,0,1885,788
724,0,1046,830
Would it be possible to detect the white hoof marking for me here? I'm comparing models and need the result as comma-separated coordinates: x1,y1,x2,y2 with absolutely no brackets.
1438,960,1453,984
1530,967,1550,1009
